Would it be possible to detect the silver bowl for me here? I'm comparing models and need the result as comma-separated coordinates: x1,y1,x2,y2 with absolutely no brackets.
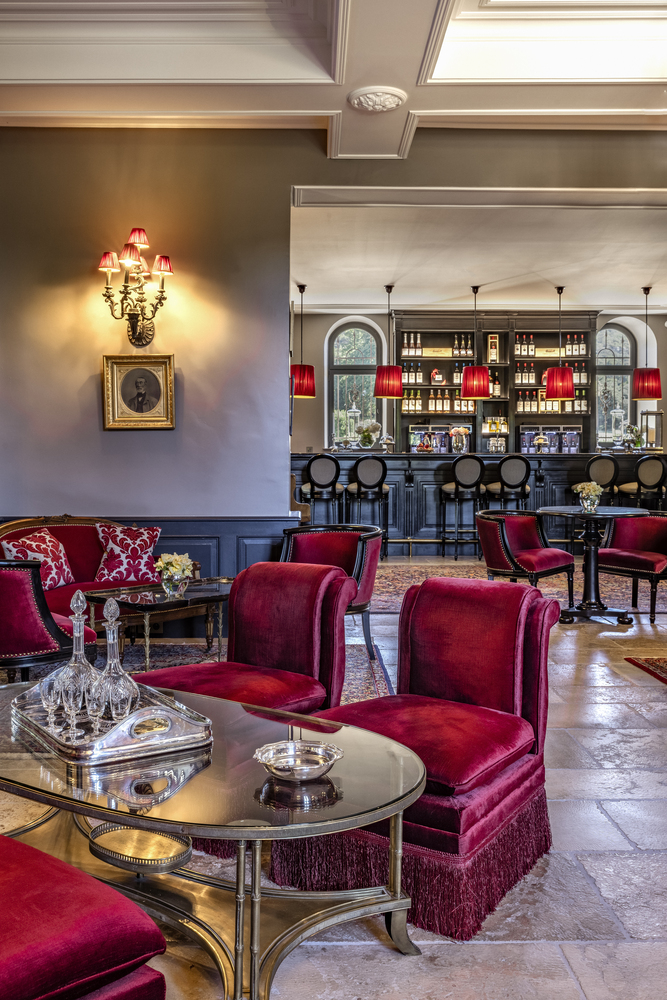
253,740,344,783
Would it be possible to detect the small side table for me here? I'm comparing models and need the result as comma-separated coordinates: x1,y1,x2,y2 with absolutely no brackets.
537,506,649,625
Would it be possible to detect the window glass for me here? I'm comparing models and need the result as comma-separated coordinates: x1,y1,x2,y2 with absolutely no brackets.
333,328,377,366
332,374,378,441
596,373,631,442
596,326,631,366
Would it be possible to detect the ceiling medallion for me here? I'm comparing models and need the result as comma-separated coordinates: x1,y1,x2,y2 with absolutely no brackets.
347,87,408,114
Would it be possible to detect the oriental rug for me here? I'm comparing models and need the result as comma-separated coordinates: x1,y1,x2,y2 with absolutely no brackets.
371,561,667,616
624,657,667,686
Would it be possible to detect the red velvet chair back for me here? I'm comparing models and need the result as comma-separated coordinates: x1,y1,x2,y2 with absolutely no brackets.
477,511,545,573
605,513,667,553
227,562,357,704
0,563,61,656
397,577,543,716
281,527,382,606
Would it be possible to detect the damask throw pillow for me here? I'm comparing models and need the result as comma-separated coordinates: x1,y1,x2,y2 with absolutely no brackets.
2,529,75,590
95,524,161,584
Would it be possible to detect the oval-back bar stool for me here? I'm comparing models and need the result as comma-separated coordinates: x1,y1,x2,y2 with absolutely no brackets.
440,454,486,560
345,457,390,559
300,454,344,524
485,454,531,510
585,454,619,505
617,455,667,510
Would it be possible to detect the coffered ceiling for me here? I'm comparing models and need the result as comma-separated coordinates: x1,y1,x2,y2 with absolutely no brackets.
3,0,667,157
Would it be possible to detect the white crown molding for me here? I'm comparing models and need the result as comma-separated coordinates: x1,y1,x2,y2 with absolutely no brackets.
326,110,342,157
417,0,458,85
396,110,419,158
0,108,333,127
0,0,318,22
330,0,350,84
292,185,667,208
414,107,667,128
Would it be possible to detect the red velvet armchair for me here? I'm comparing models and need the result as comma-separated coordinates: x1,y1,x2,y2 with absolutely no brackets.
270,577,560,940
477,510,575,619
0,560,98,683
135,562,357,713
1,836,166,1000
280,524,382,659
599,513,667,623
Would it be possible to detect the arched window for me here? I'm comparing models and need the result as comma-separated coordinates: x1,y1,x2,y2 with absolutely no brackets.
329,325,382,444
596,324,636,444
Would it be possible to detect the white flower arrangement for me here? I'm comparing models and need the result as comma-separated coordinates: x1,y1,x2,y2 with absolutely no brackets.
355,420,382,447
154,552,194,577
573,481,603,499
449,426,470,437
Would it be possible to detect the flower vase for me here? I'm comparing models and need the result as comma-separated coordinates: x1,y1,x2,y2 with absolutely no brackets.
580,496,599,514
161,571,189,598
451,435,466,454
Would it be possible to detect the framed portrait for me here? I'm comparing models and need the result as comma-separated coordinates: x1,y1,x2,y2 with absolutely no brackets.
103,355,175,430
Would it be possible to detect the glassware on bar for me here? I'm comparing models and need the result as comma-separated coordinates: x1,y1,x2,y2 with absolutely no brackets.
96,598,140,722
85,680,106,738
60,671,85,743
39,674,63,734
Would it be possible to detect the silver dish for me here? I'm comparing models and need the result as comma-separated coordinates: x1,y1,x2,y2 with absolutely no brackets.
254,776,341,812
253,740,344,782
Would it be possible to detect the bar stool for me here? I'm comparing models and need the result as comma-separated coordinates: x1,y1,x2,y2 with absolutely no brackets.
440,455,486,560
485,455,531,510
617,455,667,510
585,454,619,506
345,457,390,559
300,454,344,524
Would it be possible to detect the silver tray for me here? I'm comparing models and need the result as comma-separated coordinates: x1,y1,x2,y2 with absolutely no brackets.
11,683,213,764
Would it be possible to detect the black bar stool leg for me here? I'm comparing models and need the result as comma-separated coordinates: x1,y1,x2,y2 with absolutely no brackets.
454,498,460,561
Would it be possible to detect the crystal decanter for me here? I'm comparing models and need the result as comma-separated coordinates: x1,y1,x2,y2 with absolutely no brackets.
58,590,100,696
94,598,140,721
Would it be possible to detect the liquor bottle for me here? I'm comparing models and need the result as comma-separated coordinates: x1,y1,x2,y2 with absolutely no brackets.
565,334,572,356
539,393,546,413
574,390,581,413
522,363,529,384
493,372,501,397
415,333,423,357
408,390,415,413
572,334,579,356
466,334,473,357
468,398,476,414
453,363,461,384
489,335,498,364
428,389,435,412
519,334,526,356
581,389,588,413
564,396,573,414
443,389,451,412
580,335,586,357
402,332,408,357
517,391,524,413
573,362,579,385
416,362,423,384
529,363,536,385
461,396,468,414
515,362,522,385
454,390,461,413
531,391,538,413
515,332,520,355
416,391,422,413
581,362,588,384
453,334,460,357
402,362,408,384
545,396,552,413
501,416,509,434
436,389,444,412
409,363,415,384
489,415,496,433
401,391,408,413
528,335,535,357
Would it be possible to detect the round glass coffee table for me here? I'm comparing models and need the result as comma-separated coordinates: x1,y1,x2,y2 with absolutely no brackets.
0,690,426,1000
537,505,649,624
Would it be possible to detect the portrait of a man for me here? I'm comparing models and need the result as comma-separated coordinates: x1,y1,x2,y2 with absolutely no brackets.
103,355,174,430
120,368,161,413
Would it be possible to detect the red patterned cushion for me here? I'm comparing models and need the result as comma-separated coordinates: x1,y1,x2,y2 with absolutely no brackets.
95,525,161,584
2,529,75,591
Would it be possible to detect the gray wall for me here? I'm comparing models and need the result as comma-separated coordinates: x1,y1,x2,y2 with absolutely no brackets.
2,127,667,517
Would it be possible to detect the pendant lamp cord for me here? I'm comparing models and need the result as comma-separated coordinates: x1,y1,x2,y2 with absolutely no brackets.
298,283,306,364
556,286,564,367
643,286,651,368
471,286,479,358
385,284,394,361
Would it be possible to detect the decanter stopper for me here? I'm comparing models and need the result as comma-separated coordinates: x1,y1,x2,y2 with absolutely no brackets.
104,598,120,625
70,590,88,617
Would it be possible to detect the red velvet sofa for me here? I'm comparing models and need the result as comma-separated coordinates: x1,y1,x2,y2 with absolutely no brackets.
270,577,559,940
599,512,667,622
1,835,166,1000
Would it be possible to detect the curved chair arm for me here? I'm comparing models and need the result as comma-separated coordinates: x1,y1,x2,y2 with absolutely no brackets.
280,524,382,583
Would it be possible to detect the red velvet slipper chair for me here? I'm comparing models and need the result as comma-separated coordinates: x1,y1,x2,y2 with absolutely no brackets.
134,562,357,713
270,577,560,941
280,524,382,660
1,835,166,1000
477,509,575,620
0,560,98,683
599,512,667,623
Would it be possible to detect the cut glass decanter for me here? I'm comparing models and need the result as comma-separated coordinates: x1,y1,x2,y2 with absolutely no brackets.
94,597,140,721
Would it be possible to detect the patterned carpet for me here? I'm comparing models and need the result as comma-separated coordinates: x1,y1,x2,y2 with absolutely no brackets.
625,657,667,685
371,561,667,615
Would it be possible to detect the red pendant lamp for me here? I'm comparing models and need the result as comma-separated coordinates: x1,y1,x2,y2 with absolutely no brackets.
291,284,316,398
545,286,574,401
374,284,403,398
632,286,662,400
461,286,490,399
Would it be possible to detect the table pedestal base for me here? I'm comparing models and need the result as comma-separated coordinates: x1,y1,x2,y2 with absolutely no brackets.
559,605,634,626
14,809,419,1000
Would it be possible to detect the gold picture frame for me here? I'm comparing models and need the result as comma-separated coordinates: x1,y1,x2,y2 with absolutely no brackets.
103,355,175,430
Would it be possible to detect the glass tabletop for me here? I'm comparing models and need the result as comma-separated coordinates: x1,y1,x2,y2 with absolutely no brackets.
0,689,426,840
85,577,234,608
537,506,650,519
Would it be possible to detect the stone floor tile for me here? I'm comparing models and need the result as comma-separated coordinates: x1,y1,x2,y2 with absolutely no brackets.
547,664,637,688
544,731,602,769
475,853,624,941
551,685,667,705
546,768,667,800
270,942,583,1000
632,704,667,727
0,790,53,834
549,688,566,704
148,948,223,1000
570,729,667,768
608,663,667,687
601,800,667,849
578,853,667,939
548,801,633,851
562,942,667,1000
547,703,654,729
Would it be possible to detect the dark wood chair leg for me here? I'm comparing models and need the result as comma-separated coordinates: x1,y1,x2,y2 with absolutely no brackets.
651,579,658,624
510,577,517,583
528,574,538,588
6,668,17,683
632,577,639,608
567,567,574,608
487,572,494,581
20,666,30,682
361,609,375,659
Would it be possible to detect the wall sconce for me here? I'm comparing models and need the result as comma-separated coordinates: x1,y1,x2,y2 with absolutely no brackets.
98,228,174,347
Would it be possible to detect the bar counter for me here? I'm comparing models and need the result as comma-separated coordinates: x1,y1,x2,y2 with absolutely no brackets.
291,452,646,556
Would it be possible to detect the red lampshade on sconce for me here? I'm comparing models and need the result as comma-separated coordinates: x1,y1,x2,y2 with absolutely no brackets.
98,251,120,273
119,243,141,267
633,286,662,400
152,255,173,276
374,284,404,398
461,286,489,399
545,286,575,400
128,228,149,249
290,283,316,399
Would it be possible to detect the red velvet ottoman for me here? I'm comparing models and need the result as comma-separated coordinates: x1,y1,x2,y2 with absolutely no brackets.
0,836,166,1000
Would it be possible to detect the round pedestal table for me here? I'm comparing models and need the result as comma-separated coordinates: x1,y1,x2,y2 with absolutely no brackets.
537,505,649,625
